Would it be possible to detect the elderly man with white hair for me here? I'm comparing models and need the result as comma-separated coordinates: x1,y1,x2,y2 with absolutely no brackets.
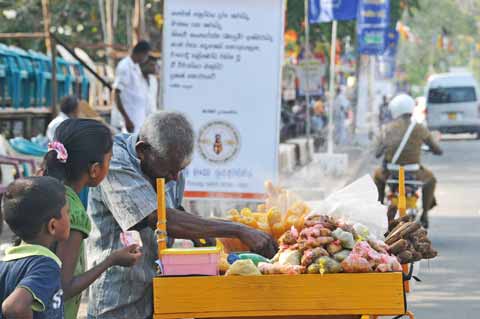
86,111,277,319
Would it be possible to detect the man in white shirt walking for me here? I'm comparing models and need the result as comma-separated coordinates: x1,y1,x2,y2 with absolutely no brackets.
140,56,159,116
112,41,151,133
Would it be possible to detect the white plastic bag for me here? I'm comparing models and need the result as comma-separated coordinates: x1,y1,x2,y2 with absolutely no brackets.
306,175,387,237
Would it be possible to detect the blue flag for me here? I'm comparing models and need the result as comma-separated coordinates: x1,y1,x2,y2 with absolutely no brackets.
357,0,390,55
309,0,359,23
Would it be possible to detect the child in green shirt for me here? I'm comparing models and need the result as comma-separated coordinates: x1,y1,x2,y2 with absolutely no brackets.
43,119,142,319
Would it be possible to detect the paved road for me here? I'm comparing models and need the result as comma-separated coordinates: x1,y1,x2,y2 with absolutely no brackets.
409,136,480,318
359,135,480,318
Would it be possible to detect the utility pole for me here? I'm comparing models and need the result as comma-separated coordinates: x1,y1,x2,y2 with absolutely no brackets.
304,0,312,150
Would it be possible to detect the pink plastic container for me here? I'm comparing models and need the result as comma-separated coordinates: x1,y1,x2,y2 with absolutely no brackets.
160,247,220,276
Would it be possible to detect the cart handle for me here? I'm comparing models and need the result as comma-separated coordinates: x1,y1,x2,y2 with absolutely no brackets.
402,262,415,281
156,178,167,257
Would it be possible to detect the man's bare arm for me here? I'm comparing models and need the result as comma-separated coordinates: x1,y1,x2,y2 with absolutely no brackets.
114,89,134,132
135,208,278,258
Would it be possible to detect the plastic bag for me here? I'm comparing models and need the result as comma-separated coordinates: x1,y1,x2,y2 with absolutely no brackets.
341,254,372,273
307,263,320,274
297,236,334,250
327,241,343,255
227,253,271,266
352,241,375,258
317,256,343,274
306,175,387,237
333,249,351,262
258,262,305,275
225,259,261,276
301,247,329,266
368,237,389,254
379,255,402,272
279,250,301,266
264,181,305,220
279,228,298,246
332,228,355,249
353,223,370,240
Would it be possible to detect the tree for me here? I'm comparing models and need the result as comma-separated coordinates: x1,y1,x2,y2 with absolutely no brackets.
0,0,163,60
397,0,478,87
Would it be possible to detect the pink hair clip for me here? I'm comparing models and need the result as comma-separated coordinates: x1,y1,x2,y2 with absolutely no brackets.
48,141,68,163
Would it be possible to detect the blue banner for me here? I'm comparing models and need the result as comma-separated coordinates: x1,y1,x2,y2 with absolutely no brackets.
357,0,390,55
309,0,359,23
384,28,399,57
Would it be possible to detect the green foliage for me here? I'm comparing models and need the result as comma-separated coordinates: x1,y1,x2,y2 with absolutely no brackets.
0,0,162,58
397,0,479,86
0,0,105,54
390,0,421,26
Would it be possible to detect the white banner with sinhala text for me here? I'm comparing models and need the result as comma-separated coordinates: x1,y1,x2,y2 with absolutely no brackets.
163,0,285,200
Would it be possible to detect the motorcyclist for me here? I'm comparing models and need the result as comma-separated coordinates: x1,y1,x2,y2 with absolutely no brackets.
373,93,443,228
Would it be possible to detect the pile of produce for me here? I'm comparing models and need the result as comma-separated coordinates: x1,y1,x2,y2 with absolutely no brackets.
220,180,438,275
385,216,438,264
260,213,402,275
223,212,403,276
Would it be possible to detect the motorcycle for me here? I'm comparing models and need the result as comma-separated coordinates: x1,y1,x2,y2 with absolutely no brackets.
384,146,434,226
385,163,424,222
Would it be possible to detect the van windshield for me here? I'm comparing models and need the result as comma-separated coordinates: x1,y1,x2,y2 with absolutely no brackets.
428,86,477,104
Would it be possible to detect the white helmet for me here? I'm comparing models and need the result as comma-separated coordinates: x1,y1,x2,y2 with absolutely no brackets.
389,94,415,119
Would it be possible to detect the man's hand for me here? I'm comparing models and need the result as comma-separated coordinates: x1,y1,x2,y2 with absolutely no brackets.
114,89,134,133
162,208,279,258
238,226,278,259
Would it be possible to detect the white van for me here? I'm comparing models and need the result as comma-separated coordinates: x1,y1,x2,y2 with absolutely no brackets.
425,72,480,137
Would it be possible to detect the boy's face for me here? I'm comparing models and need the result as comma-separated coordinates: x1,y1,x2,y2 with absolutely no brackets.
48,202,70,241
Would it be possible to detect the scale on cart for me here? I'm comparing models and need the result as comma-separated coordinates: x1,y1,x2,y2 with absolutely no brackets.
153,176,415,319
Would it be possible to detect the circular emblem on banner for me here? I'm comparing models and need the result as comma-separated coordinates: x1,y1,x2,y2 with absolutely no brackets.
197,121,241,164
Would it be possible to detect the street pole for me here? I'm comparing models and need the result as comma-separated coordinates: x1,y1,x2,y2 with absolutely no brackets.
367,56,374,140
327,20,338,154
51,35,58,116
304,0,312,154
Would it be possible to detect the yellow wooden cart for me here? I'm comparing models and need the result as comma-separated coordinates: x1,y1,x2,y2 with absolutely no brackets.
153,174,415,319
153,272,408,319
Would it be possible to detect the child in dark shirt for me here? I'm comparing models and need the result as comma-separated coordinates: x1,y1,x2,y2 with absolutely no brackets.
0,176,70,319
